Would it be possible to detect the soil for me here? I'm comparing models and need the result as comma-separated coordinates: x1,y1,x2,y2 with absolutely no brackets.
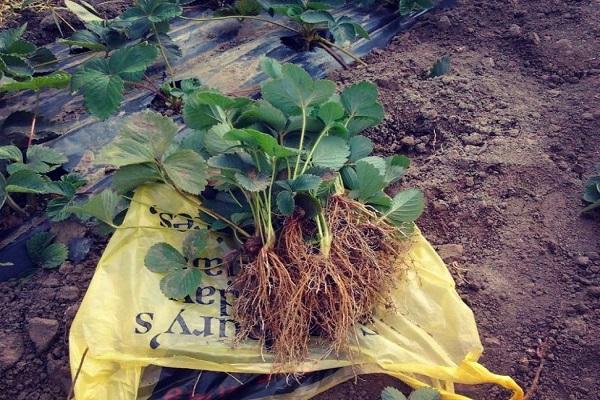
1,0,599,399
1,0,131,46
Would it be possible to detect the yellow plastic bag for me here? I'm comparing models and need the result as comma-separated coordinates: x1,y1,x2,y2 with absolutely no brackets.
69,185,524,399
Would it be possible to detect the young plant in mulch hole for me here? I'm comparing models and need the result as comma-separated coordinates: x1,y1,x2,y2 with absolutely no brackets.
180,0,368,69
74,58,425,367
381,386,440,400
63,0,187,119
359,0,433,15
582,164,600,213
153,77,203,114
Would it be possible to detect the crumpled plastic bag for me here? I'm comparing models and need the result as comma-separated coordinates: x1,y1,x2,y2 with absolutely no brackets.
69,184,524,399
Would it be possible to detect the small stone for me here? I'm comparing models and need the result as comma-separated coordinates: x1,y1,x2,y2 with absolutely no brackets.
57,286,80,302
555,38,573,51
508,24,522,37
528,32,541,46
574,256,590,267
582,112,594,121
415,143,427,153
482,57,495,68
484,336,501,346
400,136,416,146
462,133,484,146
0,332,24,368
437,15,451,31
437,243,464,262
42,277,60,288
28,318,59,353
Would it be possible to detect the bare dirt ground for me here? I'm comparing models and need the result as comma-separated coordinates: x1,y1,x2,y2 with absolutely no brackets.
0,0,599,399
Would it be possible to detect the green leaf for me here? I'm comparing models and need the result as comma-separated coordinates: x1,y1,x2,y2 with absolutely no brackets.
381,387,408,400
183,91,230,130
352,157,385,202
290,174,322,191
162,149,208,195
5,170,50,194
159,267,201,299
0,145,23,162
60,30,106,51
112,162,162,194
71,190,120,225
182,229,210,260
380,188,425,224
341,81,384,134
26,232,68,269
318,101,344,125
261,63,336,115
260,56,282,79
384,155,410,184
235,170,270,192
224,128,297,158
109,44,159,78
0,71,71,92
276,190,295,215
294,192,321,218
208,153,249,171
145,242,187,273
300,10,334,24
238,100,287,132
27,145,67,168
408,388,440,400
311,136,350,170
0,24,27,53
1,54,33,78
100,111,178,166
72,64,124,120
348,135,373,161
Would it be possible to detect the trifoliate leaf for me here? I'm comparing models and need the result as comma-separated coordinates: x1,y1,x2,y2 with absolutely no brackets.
162,149,208,195
112,162,162,194
26,232,68,269
183,90,232,130
261,63,335,115
159,267,201,299
100,111,178,166
311,136,350,170
276,190,295,215
145,242,187,273
0,71,70,92
381,386,408,400
379,188,425,225
0,145,23,162
72,62,124,120
348,135,373,161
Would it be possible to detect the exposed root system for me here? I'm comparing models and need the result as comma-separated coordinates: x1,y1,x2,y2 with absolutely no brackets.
232,195,410,368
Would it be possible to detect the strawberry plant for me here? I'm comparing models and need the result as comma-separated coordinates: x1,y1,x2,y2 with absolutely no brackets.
0,145,75,216
381,386,440,400
582,164,600,212
26,231,68,269
181,0,368,68
0,24,57,81
78,58,424,365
